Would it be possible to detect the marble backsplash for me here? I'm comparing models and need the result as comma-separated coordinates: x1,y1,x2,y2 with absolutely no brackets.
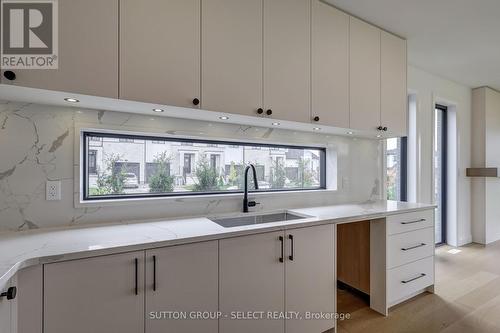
0,100,383,232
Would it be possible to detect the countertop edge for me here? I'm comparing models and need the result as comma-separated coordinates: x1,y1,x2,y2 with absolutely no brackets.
0,204,436,290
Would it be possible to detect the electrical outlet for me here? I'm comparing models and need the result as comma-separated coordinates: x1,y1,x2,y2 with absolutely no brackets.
46,181,61,201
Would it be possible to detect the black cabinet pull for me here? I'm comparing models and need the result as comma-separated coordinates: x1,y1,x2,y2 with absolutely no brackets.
0,287,17,300
153,255,157,291
279,236,284,263
257,108,264,114
383,127,388,131
288,234,294,261
266,109,273,116
401,218,426,225
377,126,383,131
401,273,426,284
401,243,426,251
134,258,138,295
313,116,320,122
192,98,200,106
3,71,16,81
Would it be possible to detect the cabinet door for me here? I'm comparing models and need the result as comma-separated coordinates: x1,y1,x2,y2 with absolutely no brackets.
145,241,218,333
0,0,118,98
285,225,335,333
311,0,349,128
381,31,407,137
202,0,262,116
219,231,285,333
120,0,200,108
44,251,144,333
264,0,311,123
349,17,381,132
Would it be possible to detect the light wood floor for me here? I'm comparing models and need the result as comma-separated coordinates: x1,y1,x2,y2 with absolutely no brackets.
337,242,500,333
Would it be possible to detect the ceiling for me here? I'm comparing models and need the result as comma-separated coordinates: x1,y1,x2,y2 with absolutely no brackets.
326,0,500,91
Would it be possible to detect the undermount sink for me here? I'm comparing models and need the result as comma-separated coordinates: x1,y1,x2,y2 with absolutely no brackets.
210,211,309,228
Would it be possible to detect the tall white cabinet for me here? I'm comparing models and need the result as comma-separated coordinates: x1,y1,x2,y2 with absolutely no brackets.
201,0,263,116
349,16,381,132
120,0,201,108
0,0,119,98
263,0,311,123
381,31,408,137
311,0,350,128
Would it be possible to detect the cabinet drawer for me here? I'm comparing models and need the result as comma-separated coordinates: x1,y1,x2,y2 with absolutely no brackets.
387,210,434,235
388,256,434,306
388,227,434,269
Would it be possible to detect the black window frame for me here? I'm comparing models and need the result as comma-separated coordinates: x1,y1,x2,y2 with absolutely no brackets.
82,131,327,201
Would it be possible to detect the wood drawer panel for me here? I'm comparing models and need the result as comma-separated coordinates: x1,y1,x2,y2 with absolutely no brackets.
388,227,434,269
388,256,434,305
387,210,434,235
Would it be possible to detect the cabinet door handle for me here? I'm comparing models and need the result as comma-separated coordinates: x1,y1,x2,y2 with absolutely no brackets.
3,71,16,81
288,234,294,261
400,218,426,225
0,287,16,300
279,236,284,263
401,243,426,251
134,258,139,295
153,255,157,292
257,108,264,114
192,98,200,106
401,273,426,284
266,109,273,116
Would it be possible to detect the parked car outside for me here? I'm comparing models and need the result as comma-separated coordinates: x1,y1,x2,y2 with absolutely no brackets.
123,172,139,188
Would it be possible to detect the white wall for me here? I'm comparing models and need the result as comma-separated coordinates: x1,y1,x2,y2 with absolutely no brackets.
408,65,472,246
471,87,500,244
0,101,382,232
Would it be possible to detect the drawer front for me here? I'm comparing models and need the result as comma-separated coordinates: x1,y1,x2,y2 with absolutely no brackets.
387,210,434,235
388,227,434,269
388,256,434,305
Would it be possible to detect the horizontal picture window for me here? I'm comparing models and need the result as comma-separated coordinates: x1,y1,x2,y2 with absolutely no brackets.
82,131,327,200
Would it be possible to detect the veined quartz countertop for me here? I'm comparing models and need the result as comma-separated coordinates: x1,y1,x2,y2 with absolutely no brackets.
0,200,435,290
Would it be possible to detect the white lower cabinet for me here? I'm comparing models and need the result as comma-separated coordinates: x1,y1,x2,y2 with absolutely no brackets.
44,251,145,333
145,241,218,333
219,225,335,333
388,256,434,306
285,225,336,333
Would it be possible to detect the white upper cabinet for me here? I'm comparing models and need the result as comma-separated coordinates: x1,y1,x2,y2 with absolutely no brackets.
311,0,349,128
381,31,407,137
201,0,263,116
0,0,119,98
349,16,381,132
263,0,311,123
120,0,200,108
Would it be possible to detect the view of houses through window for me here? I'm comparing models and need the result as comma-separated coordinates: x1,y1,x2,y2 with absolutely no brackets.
84,132,325,199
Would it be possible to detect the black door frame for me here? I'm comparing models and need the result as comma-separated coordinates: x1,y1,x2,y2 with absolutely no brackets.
436,104,447,245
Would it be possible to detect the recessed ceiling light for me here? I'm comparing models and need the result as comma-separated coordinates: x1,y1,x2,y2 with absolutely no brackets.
219,116,229,120
152,108,164,113
64,97,79,103
313,127,321,131
272,122,280,126
347,131,354,135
